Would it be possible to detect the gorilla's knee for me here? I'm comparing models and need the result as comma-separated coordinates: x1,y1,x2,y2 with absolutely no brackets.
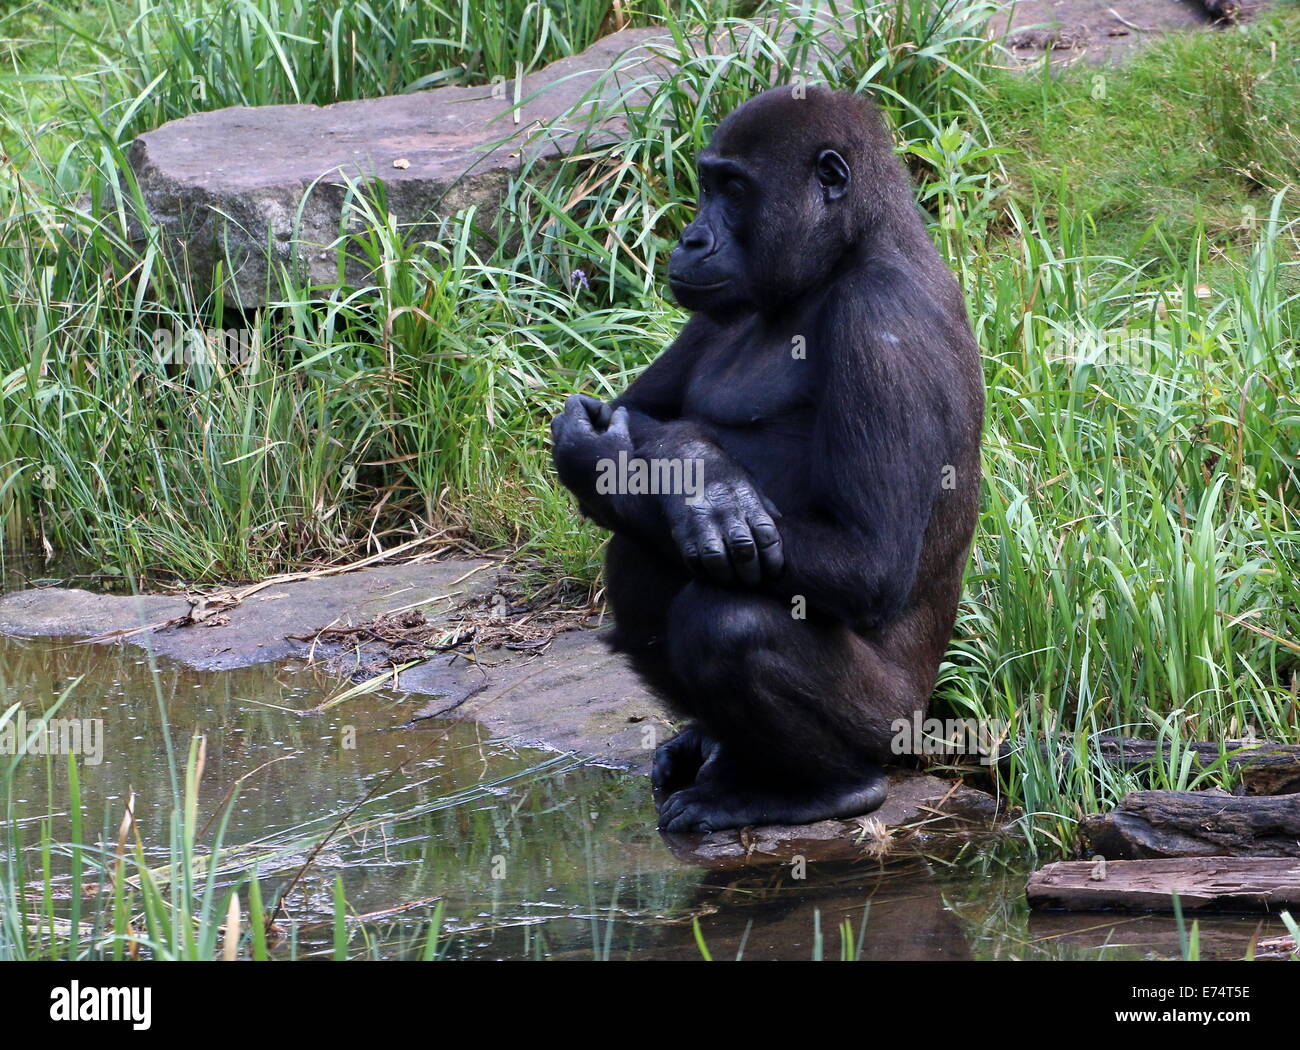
667,583,785,687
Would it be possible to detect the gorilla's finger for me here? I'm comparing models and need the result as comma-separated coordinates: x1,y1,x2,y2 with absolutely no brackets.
651,751,679,795
657,789,694,829
747,513,784,579
680,546,703,577
674,505,726,581
652,729,704,795
574,393,611,428
567,404,594,434
722,517,761,586
690,511,733,582
656,791,683,826
608,405,631,442
759,492,783,519
650,751,668,792
677,529,708,578
668,518,701,576
661,793,713,834
698,538,734,584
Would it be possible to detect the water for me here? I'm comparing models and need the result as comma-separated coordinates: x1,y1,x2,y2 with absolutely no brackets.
0,633,1284,960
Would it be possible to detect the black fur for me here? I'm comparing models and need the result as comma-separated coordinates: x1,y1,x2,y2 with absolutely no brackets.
550,87,984,832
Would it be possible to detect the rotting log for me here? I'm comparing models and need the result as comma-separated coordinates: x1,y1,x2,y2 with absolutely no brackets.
1028,857,1300,912
1091,736,1300,795
993,736,1300,795
1081,790,1300,859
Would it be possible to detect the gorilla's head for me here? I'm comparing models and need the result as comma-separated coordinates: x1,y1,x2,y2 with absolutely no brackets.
667,87,912,317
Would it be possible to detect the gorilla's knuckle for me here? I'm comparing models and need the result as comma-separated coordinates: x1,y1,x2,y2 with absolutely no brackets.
728,533,756,555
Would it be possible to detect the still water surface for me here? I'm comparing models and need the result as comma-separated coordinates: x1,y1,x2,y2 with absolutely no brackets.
0,632,1281,960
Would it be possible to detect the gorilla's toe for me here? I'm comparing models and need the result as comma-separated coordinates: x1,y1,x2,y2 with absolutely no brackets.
650,724,717,800
657,785,725,833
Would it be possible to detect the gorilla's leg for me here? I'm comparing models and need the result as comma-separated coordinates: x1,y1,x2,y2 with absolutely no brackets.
653,581,922,832
603,535,689,692
602,536,717,792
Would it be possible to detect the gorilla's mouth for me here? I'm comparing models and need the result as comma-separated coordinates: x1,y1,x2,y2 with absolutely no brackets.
669,277,731,291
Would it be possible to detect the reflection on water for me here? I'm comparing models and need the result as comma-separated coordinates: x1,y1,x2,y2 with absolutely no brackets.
0,634,1283,960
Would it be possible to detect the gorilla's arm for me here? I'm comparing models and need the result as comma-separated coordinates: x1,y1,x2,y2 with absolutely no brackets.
551,319,784,582
551,403,783,583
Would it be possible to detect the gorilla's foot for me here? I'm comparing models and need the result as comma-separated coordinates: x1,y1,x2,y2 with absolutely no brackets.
656,754,888,834
650,723,720,801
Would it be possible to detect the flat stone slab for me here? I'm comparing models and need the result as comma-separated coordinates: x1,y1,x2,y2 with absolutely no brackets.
0,559,670,765
994,0,1273,65
660,772,1007,867
1028,857,1300,912
399,626,670,774
127,27,670,306
0,559,495,671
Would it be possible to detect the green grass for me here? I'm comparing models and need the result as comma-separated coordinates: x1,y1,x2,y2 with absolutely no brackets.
982,17,1300,269
0,0,1298,851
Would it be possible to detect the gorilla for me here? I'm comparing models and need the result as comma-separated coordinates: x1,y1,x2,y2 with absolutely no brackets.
550,87,984,833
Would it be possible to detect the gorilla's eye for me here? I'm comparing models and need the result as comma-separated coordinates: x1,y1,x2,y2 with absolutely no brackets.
723,178,747,200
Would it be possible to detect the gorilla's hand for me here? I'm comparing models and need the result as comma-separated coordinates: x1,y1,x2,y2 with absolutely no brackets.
550,394,631,497
661,455,783,586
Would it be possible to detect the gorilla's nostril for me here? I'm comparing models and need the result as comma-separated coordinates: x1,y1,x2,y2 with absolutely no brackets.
680,226,714,253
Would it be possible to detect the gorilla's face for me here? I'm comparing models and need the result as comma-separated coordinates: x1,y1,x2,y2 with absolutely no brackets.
667,96,856,318
667,153,754,314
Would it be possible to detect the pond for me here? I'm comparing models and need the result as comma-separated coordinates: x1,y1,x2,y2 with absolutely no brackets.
0,632,1284,960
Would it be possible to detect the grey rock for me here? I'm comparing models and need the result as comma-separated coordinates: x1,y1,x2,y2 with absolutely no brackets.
125,28,672,306
661,772,1009,867
0,587,187,639
0,560,665,761
0,560,495,671
400,626,672,774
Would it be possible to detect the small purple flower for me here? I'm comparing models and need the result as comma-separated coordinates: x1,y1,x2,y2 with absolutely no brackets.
569,268,591,292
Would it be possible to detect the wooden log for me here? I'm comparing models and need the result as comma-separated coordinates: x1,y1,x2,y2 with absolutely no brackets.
1090,736,1300,796
1081,790,1300,859
1028,857,1300,912
995,736,1300,795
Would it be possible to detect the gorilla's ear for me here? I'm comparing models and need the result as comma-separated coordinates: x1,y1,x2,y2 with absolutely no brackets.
815,149,851,202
